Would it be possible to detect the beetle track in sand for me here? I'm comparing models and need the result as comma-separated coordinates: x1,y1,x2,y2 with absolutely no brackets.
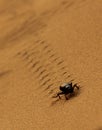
15,39,72,97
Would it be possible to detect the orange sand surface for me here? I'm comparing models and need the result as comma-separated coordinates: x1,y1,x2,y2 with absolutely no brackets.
0,0,102,130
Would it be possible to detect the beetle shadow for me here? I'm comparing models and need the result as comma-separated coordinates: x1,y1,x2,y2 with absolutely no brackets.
50,88,81,106
50,98,65,106
51,99,60,106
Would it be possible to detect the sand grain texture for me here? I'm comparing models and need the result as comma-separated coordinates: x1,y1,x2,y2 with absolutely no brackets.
0,0,102,130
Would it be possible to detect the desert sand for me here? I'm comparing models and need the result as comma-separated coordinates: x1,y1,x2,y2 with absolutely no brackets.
0,0,102,130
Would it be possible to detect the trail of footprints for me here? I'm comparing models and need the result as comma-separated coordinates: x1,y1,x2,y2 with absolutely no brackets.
16,40,72,98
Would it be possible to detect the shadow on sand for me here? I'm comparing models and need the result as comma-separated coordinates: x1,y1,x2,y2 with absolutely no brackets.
51,88,81,106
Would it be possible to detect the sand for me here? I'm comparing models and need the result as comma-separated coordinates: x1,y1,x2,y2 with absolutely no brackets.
0,0,102,130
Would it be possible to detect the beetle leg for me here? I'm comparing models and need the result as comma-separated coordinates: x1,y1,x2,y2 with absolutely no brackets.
65,94,68,100
57,91,64,99
65,94,70,100
73,84,79,90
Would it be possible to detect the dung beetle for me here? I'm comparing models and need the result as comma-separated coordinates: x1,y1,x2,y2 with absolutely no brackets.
53,82,79,100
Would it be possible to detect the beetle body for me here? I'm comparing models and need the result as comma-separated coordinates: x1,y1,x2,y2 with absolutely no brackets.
53,82,79,100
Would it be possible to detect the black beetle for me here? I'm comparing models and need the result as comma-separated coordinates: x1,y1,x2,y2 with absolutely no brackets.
53,82,79,100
